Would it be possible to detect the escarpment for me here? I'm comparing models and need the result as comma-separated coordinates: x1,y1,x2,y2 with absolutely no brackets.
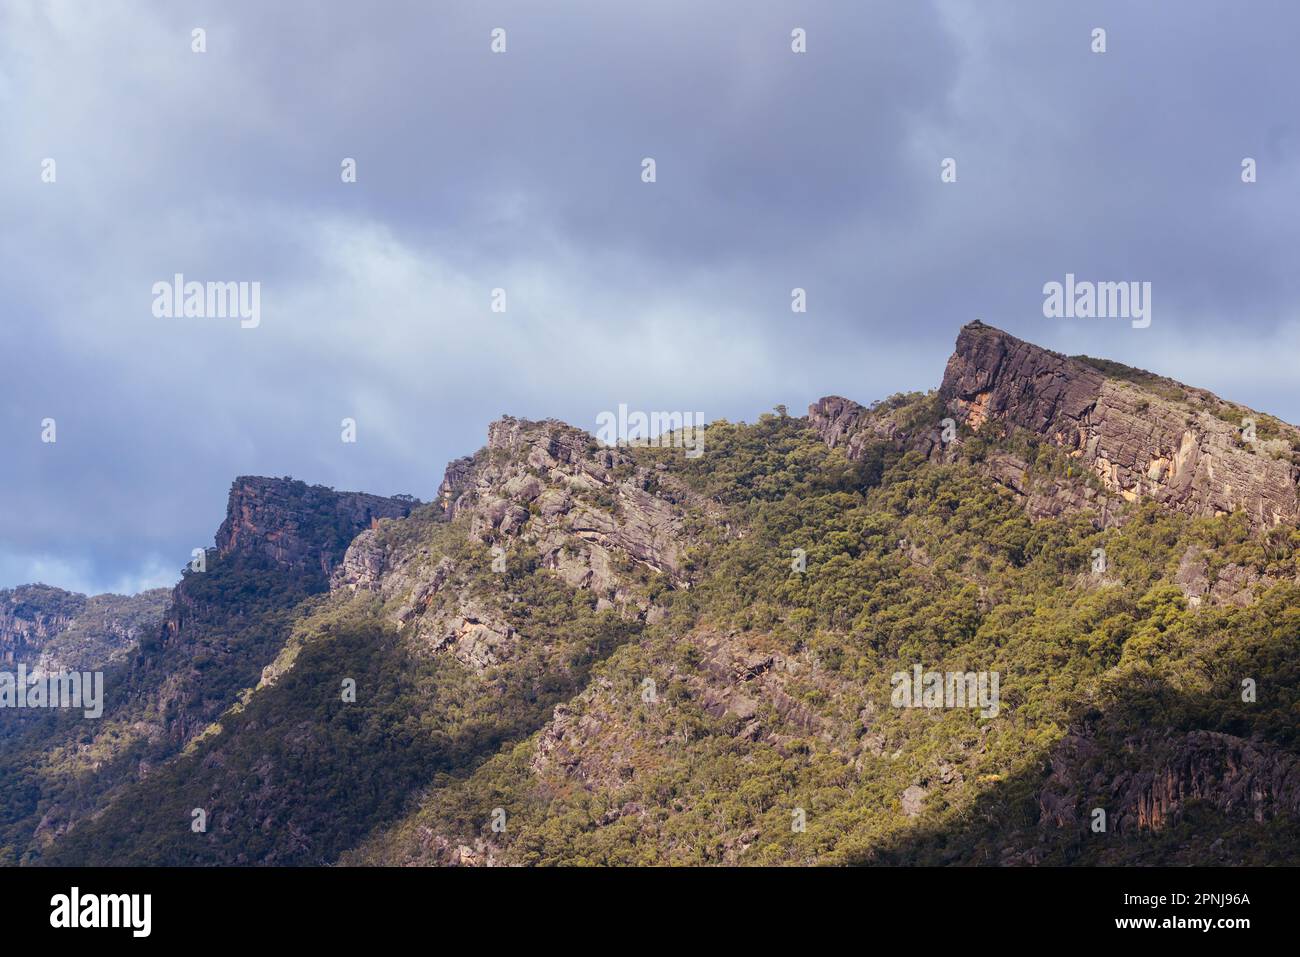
0,585,169,673
808,322,1300,532
940,322,1300,528
0,586,86,667
215,476,419,579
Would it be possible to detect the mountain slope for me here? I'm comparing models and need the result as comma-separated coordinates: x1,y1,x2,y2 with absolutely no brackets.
44,422,701,864
18,321,1300,866
0,479,416,864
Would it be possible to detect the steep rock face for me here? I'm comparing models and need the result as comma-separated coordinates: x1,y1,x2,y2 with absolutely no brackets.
339,415,706,621
940,321,1105,438
332,415,715,680
22,323,1300,868
940,322,1300,528
0,585,85,666
1039,730,1300,835
807,390,1115,525
461,416,701,589
215,476,419,579
3,476,423,858
153,477,421,725
1120,731,1300,831
0,585,169,673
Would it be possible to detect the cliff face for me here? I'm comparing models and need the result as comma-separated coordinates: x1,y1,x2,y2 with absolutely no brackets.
156,478,422,728
215,477,419,579
47,416,705,864
0,585,169,673
939,321,1300,528
808,322,1300,531
1036,729,1300,844
335,414,709,674
0,477,422,860
0,585,85,667
939,321,1106,439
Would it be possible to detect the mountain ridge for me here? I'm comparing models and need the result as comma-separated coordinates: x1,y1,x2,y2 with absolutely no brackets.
8,321,1300,867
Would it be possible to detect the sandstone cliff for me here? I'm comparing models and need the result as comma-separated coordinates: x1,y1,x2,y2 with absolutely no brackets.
808,322,1300,534
215,476,419,579
0,584,169,673
940,321,1300,528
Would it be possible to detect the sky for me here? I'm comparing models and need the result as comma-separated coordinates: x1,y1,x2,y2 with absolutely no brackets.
3,0,1299,596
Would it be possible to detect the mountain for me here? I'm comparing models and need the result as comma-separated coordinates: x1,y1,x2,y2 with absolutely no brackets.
0,478,416,864
8,322,1300,866
1,585,170,675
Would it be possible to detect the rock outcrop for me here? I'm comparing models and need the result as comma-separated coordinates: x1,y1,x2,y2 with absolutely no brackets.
333,415,711,676
0,585,85,666
216,476,419,578
807,395,942,461
17,322,1300,869
1040,730,1300,834
939,321,1300,529
0,584,169,673
811,323,1300,531
436,415,701,593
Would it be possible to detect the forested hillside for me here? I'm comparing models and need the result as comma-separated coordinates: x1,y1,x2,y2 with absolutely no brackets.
9,323,1300,867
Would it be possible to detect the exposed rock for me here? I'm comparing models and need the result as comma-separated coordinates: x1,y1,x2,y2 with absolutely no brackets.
331,528,388,592
216,476,419,578
1042,730,1300,834
941,321,1105,440
0,585,170,673
813,322,1300,533
1174,546,1211,604
438,415,709,605
728,693,759,721
940,322,1300,529
438,456,477,517
0,585,85,666
900,785,928,818
808,395,941,462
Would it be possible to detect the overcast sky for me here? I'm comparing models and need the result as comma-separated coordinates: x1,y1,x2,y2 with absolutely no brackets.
3,0,1299,595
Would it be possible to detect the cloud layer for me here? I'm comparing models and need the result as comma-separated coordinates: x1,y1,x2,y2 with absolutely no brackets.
3,0,1298,594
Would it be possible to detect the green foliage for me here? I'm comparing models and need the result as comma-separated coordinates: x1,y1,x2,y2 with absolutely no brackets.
16,405,1300,868
44,526,641,865
351,416,1300,866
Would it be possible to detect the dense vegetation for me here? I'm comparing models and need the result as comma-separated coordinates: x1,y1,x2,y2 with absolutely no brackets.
10,403,1300,867
353,411,1300,865
0,552,323,865
43,517,642,865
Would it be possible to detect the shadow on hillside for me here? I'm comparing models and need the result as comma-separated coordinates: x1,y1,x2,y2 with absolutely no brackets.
856,663,1300,867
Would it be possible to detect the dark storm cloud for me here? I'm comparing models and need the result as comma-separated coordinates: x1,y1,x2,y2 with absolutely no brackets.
1,0,1297,594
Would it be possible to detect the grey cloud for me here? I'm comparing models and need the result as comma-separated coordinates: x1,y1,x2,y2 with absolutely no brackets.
2,0,1298,592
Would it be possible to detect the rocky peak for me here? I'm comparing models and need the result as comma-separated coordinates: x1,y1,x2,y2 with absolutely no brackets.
486,415,592,458
807,396,868,450
338,414,709,670
439,416,691,583
940,321,1105,437
215,476,419,578
939,322,1300,528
